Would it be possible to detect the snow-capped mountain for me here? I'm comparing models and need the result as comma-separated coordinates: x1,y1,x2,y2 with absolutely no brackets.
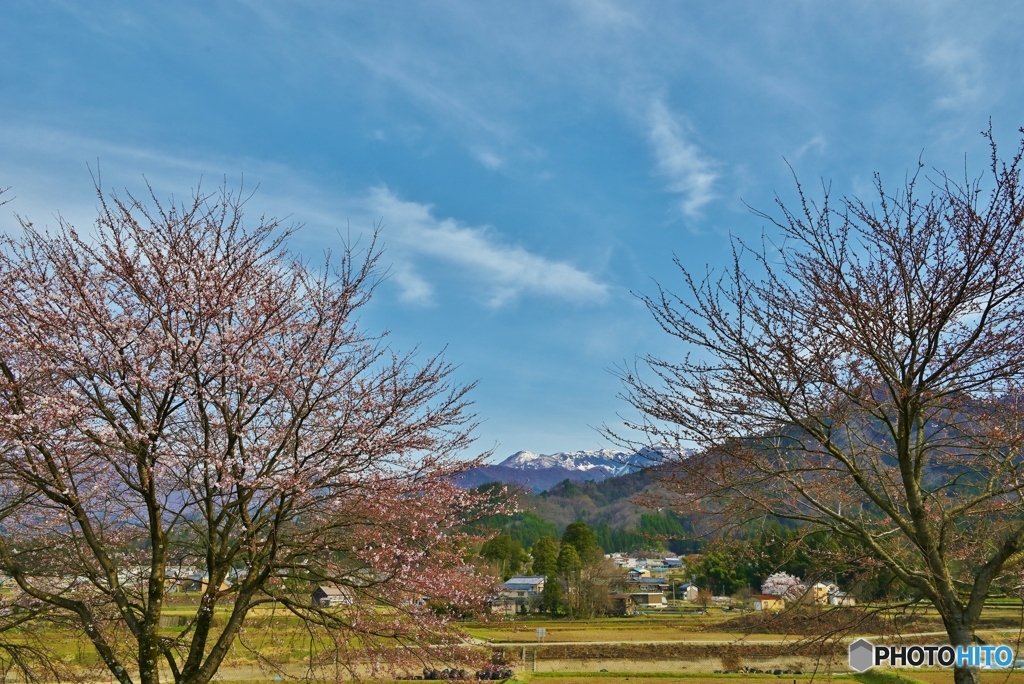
498,449,656,477
455,446,685,492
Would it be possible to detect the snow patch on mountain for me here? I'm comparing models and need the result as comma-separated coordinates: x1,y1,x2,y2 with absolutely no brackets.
497,447,678,477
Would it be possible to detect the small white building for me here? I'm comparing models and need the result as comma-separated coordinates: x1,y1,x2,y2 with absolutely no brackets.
606,553,639,569
677,582,700,602
828,591,856,606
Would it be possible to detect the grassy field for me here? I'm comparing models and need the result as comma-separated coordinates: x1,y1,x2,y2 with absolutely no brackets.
465,622,799,644
4,595,1023,681
465,600,1024,645
519,675,836,684
509,670,1024,684
464,615,749,644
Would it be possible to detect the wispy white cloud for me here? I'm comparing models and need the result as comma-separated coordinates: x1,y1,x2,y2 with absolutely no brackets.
647,98,718,218
793,134,827,160
367,187,608,307
390,262,435,306
473,149,504,170
0,124,608,310
354,52,515,143
920,39,983,110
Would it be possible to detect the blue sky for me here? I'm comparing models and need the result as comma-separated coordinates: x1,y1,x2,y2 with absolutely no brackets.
2,1,1023,459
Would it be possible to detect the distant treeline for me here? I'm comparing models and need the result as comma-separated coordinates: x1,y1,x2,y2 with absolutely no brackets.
593,512,700,555
471,506,698,554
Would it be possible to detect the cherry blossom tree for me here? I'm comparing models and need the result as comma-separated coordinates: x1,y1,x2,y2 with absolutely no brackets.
759,572,805,601
0,184,501,684
614,130,1024,684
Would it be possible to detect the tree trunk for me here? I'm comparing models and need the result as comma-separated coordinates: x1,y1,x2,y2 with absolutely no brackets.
950,624,979,684
953,666,980,684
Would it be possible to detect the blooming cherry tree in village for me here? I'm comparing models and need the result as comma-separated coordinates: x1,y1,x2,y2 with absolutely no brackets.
0,185,501,684
759,572,805,601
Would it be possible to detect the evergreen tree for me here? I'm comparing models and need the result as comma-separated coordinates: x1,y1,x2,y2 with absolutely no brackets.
556,544,582,575
530,536,559,577
481,533,529,580
541,577,563,614
561,521,598,557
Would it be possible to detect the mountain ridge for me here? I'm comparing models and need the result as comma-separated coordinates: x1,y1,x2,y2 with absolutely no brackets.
456,446,684,493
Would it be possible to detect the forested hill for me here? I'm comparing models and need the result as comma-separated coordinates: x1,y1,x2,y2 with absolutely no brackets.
475,467,699,554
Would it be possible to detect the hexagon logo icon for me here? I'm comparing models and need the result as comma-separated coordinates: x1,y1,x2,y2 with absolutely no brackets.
849,638,874,672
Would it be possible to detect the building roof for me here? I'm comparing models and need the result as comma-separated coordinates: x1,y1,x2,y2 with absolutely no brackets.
502,575,545,585
752,594,783,600
314,585,352,597
501,576,545,591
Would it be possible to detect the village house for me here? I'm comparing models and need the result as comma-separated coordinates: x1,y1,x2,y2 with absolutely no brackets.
645,564,670,579
805,581,855,606
632,592,667,609
498,576,545,604
628,578,670,593
181,572,231,594
311,584,355,607
627,568,651,581
810,582,839,604
752,594,785,611
606,553,638,569
164,565,199,593
608,593,638,616
489,598,518,615
676,582,700,602
489,575,546,614
828,591,856,606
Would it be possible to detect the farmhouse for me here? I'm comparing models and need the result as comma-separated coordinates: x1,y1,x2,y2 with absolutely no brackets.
497,575,546,607
828,591,856,606
811,582,840,604
676,582,700,602
489,598,518,615
312,585,355,607
628,578,669,593
608,593,638,616
752,594,785,611
500,575,545,598
180,572,230,593
632,592,667,608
